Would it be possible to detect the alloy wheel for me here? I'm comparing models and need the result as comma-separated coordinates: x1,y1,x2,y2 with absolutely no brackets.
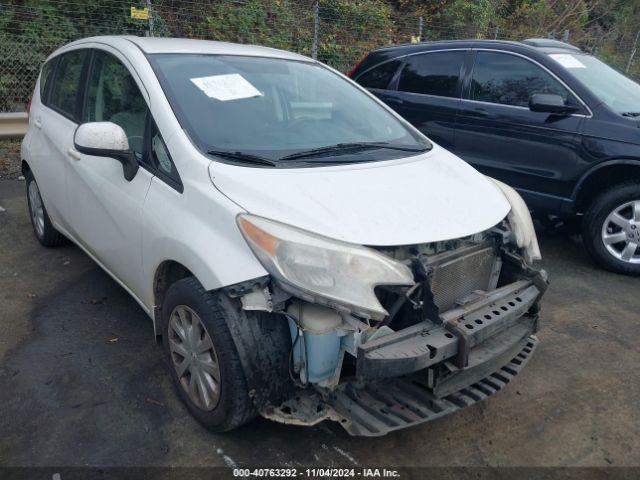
168,305,221,411
601,200,640,264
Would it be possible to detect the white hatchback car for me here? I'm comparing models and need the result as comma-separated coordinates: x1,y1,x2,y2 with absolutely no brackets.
22,36,547,436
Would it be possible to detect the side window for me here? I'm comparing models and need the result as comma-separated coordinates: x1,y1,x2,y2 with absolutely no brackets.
49,50,87,119
470,51,569,107
150,122,182,191
85,50,148,160
357,60,401,90
397,51,466,98
39,58,56,103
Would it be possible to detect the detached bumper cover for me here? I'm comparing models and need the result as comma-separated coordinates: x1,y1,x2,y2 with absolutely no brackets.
329,335,539,436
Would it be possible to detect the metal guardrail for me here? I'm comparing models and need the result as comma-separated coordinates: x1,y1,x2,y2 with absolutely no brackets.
0,113,28,139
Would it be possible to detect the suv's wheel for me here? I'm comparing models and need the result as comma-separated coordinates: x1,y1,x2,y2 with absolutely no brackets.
161,277,256,431
25,171,68,247
583,182,640,275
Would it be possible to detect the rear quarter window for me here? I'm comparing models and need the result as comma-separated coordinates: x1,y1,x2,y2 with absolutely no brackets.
356,60,401,90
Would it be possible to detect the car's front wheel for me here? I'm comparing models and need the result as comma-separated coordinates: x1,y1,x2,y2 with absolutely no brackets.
161,277,257,431
25,171,68,247
583,182,640,275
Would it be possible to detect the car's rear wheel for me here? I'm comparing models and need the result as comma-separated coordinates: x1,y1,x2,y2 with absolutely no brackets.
25,171,68,247
583,182,640,275
161,277,256,431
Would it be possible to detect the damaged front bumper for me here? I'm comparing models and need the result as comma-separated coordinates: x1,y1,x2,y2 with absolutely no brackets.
259,242,548,436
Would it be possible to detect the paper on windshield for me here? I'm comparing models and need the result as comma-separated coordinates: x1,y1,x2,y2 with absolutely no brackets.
190,73,263,101
549,53,586,69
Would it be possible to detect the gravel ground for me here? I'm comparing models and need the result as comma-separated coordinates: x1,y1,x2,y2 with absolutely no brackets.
0,140,22,178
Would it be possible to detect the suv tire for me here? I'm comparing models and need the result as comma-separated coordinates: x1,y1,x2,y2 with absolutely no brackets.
25,170,69,247
583,182,640,275
161,277,257,431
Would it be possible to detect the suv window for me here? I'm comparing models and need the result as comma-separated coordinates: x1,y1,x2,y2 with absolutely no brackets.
49,50,87,119
357,60,401,89
397,51,465,97
470,51,569,107
39,58,56,102
85,50,148,159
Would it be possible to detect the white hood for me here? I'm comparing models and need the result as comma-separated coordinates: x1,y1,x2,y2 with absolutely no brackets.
208,144,511,246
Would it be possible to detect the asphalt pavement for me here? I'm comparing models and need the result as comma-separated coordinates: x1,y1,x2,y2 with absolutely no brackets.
1,177,639,468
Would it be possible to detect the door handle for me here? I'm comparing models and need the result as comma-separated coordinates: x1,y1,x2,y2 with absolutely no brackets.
33,118,42,129
67,147,81,161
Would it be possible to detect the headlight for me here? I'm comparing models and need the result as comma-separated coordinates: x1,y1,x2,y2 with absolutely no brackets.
490,178,541,262
237,214,415,320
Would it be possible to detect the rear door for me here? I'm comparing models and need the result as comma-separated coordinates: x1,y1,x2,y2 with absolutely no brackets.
29,49,89,233
378,50,468,151
66,47,154,297
455,50,586,210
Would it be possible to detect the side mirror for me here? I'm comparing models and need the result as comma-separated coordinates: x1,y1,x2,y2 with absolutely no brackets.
529,93,579,115
74,122,139,181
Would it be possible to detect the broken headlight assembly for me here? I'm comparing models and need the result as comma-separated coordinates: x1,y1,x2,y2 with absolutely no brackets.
237,214,414,320
235,195,547,436
490,178,541,263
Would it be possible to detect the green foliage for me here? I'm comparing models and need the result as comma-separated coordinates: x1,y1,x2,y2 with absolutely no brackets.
4,0,640,111
0,0,149,110
428,0,496,38
199,0,314,54
317,0,396,70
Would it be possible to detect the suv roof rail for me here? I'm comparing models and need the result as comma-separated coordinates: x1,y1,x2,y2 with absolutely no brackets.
521,38,581,52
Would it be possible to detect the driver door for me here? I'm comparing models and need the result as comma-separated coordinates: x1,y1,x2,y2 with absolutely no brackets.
67,48,154,299
455,50,585,210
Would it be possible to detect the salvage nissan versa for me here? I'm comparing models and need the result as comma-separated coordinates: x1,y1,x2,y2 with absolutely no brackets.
22,36,547,436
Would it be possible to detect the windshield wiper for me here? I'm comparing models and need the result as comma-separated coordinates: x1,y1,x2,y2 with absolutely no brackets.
207,149,277,167
621,112,640,117
279,142,429,161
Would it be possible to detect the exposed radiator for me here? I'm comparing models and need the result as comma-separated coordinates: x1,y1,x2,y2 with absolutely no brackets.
422,244,500,312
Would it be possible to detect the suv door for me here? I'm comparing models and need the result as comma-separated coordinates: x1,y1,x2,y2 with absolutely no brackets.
380,50,468,150
455,50,586,211
30,49,88,233
66,48,154,299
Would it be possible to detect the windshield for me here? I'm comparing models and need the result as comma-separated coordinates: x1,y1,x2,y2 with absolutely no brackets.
149,54,430,165
549,52,640,115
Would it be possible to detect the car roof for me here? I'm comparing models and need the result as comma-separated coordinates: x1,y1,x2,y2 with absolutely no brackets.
371,38,582,56
59,35,312,62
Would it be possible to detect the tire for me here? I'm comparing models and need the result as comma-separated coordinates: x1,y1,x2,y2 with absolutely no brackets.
25,170,68,247
161,277,257,432
582,181,640,275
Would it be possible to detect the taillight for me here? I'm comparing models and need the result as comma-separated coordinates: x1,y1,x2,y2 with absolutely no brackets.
348,56,367,78
25,98,31,115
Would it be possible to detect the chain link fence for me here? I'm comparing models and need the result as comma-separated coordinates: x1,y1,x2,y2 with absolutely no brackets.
1,0,640,113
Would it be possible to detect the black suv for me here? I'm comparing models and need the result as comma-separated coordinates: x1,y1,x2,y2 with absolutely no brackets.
350,38,640,275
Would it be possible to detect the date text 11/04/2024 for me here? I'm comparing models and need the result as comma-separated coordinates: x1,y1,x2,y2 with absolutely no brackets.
232,468,401,477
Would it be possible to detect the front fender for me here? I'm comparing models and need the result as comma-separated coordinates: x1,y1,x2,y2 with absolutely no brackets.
141,176,267,310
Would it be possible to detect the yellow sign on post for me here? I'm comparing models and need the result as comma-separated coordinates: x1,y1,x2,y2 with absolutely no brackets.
131,6,149,20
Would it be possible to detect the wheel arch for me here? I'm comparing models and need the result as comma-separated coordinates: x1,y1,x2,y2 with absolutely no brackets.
21,159,31,177
573,159,640,213
152,259,196,337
